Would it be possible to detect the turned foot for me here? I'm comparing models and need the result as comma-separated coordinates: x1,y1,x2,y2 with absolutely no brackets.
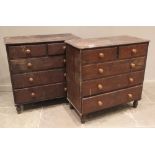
133,100,138,108
16,105,24,114
81,115,86,124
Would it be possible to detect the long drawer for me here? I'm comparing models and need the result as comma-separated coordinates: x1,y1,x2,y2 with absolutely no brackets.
12,69,66,89
14,83,66,104
10,55,65,74
82,85,142,114
8,44,47,59
82,57,145,81
82,70,144,97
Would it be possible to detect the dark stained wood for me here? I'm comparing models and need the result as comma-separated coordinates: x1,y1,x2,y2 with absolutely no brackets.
82,57,145,81
14,83,66,104
48,43,66,55
82,47,117,65
10,55,65,74
119,43,148,59
82,70,144,97
82,85,142,114
8,44,46,59
66,45,82,113
12,69,65,89
66,35,149,123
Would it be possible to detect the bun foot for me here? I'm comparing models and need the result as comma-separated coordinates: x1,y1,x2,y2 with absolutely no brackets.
69,104,74,109
16,105,23,114
133,100,138,108
81,115,86,124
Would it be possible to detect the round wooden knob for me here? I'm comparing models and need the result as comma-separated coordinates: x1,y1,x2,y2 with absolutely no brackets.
98,101,103,106
98,68,104,74
64,73,66,77
63,46,66,50
98,84,103,90
129,77,134,83
25,49,31,54
99,53,104,58
132,48,137,54
29,77,34,82
64,87,67,91
27,62,32,68
128,93,133,99
31,92,36,97
63,59,66,63
130,63,136,68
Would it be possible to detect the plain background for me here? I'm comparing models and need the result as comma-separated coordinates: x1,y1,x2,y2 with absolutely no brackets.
0,26,155,91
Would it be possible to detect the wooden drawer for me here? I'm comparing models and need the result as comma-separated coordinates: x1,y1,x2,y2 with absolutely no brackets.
119,43,148,59
48,43,66,55
82,71,144,97
82,85,142,114
82,57,145,81
82,47,117,65
12,69,66,89
10,55,65,74
14,83,66,104
8,44,46,59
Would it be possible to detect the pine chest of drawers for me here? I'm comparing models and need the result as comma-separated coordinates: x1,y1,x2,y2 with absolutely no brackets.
4,33,79,113
66,36,149,123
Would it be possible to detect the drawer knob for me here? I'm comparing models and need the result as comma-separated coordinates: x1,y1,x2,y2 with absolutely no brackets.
63,46,66,50
128,93,133,99
98,101,103,106
98,84,103,90
99,53,104,58
31,92,36,97
29,77,34,82
25,49,31,54
64,73,66,77
132,48,137,54
63,59,66,63
98,68,104,74
130,63,136,68
27,62,32,68
129,77,134,83
64,87,67,91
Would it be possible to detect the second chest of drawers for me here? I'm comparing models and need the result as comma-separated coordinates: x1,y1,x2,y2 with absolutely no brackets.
66,35,149,123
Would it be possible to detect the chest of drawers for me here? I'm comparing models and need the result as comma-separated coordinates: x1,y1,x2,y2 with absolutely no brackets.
66,36,149,123
4,33,79,113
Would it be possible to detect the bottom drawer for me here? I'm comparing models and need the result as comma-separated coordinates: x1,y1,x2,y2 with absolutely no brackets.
82,85,142,114
14,83,66,104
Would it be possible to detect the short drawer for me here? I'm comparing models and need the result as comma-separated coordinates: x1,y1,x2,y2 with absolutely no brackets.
48,43,66,55
10,55,65,74
12,69,66,89
8,44,46,59
82,70,144,97
82,85,142,114
14,83,67,104
82,57,145,81
119,43,148,59
82,47,117,65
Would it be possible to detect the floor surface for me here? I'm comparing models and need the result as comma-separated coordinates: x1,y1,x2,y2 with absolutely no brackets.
0,83,155,128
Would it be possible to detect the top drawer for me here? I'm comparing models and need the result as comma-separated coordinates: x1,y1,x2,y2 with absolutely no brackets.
82,47,117,65
48,43,66,55
119,43,148,59
8,44,46,59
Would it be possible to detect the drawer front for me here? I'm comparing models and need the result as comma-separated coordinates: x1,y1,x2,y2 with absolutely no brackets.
10,55,65,74
82,71,144,97
14,83,66,104
82,57,145,81
12,69,66,89
119,43,148,59
48,43,66,55
82,85,142,114
8,44,46,59
82,47,117,65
